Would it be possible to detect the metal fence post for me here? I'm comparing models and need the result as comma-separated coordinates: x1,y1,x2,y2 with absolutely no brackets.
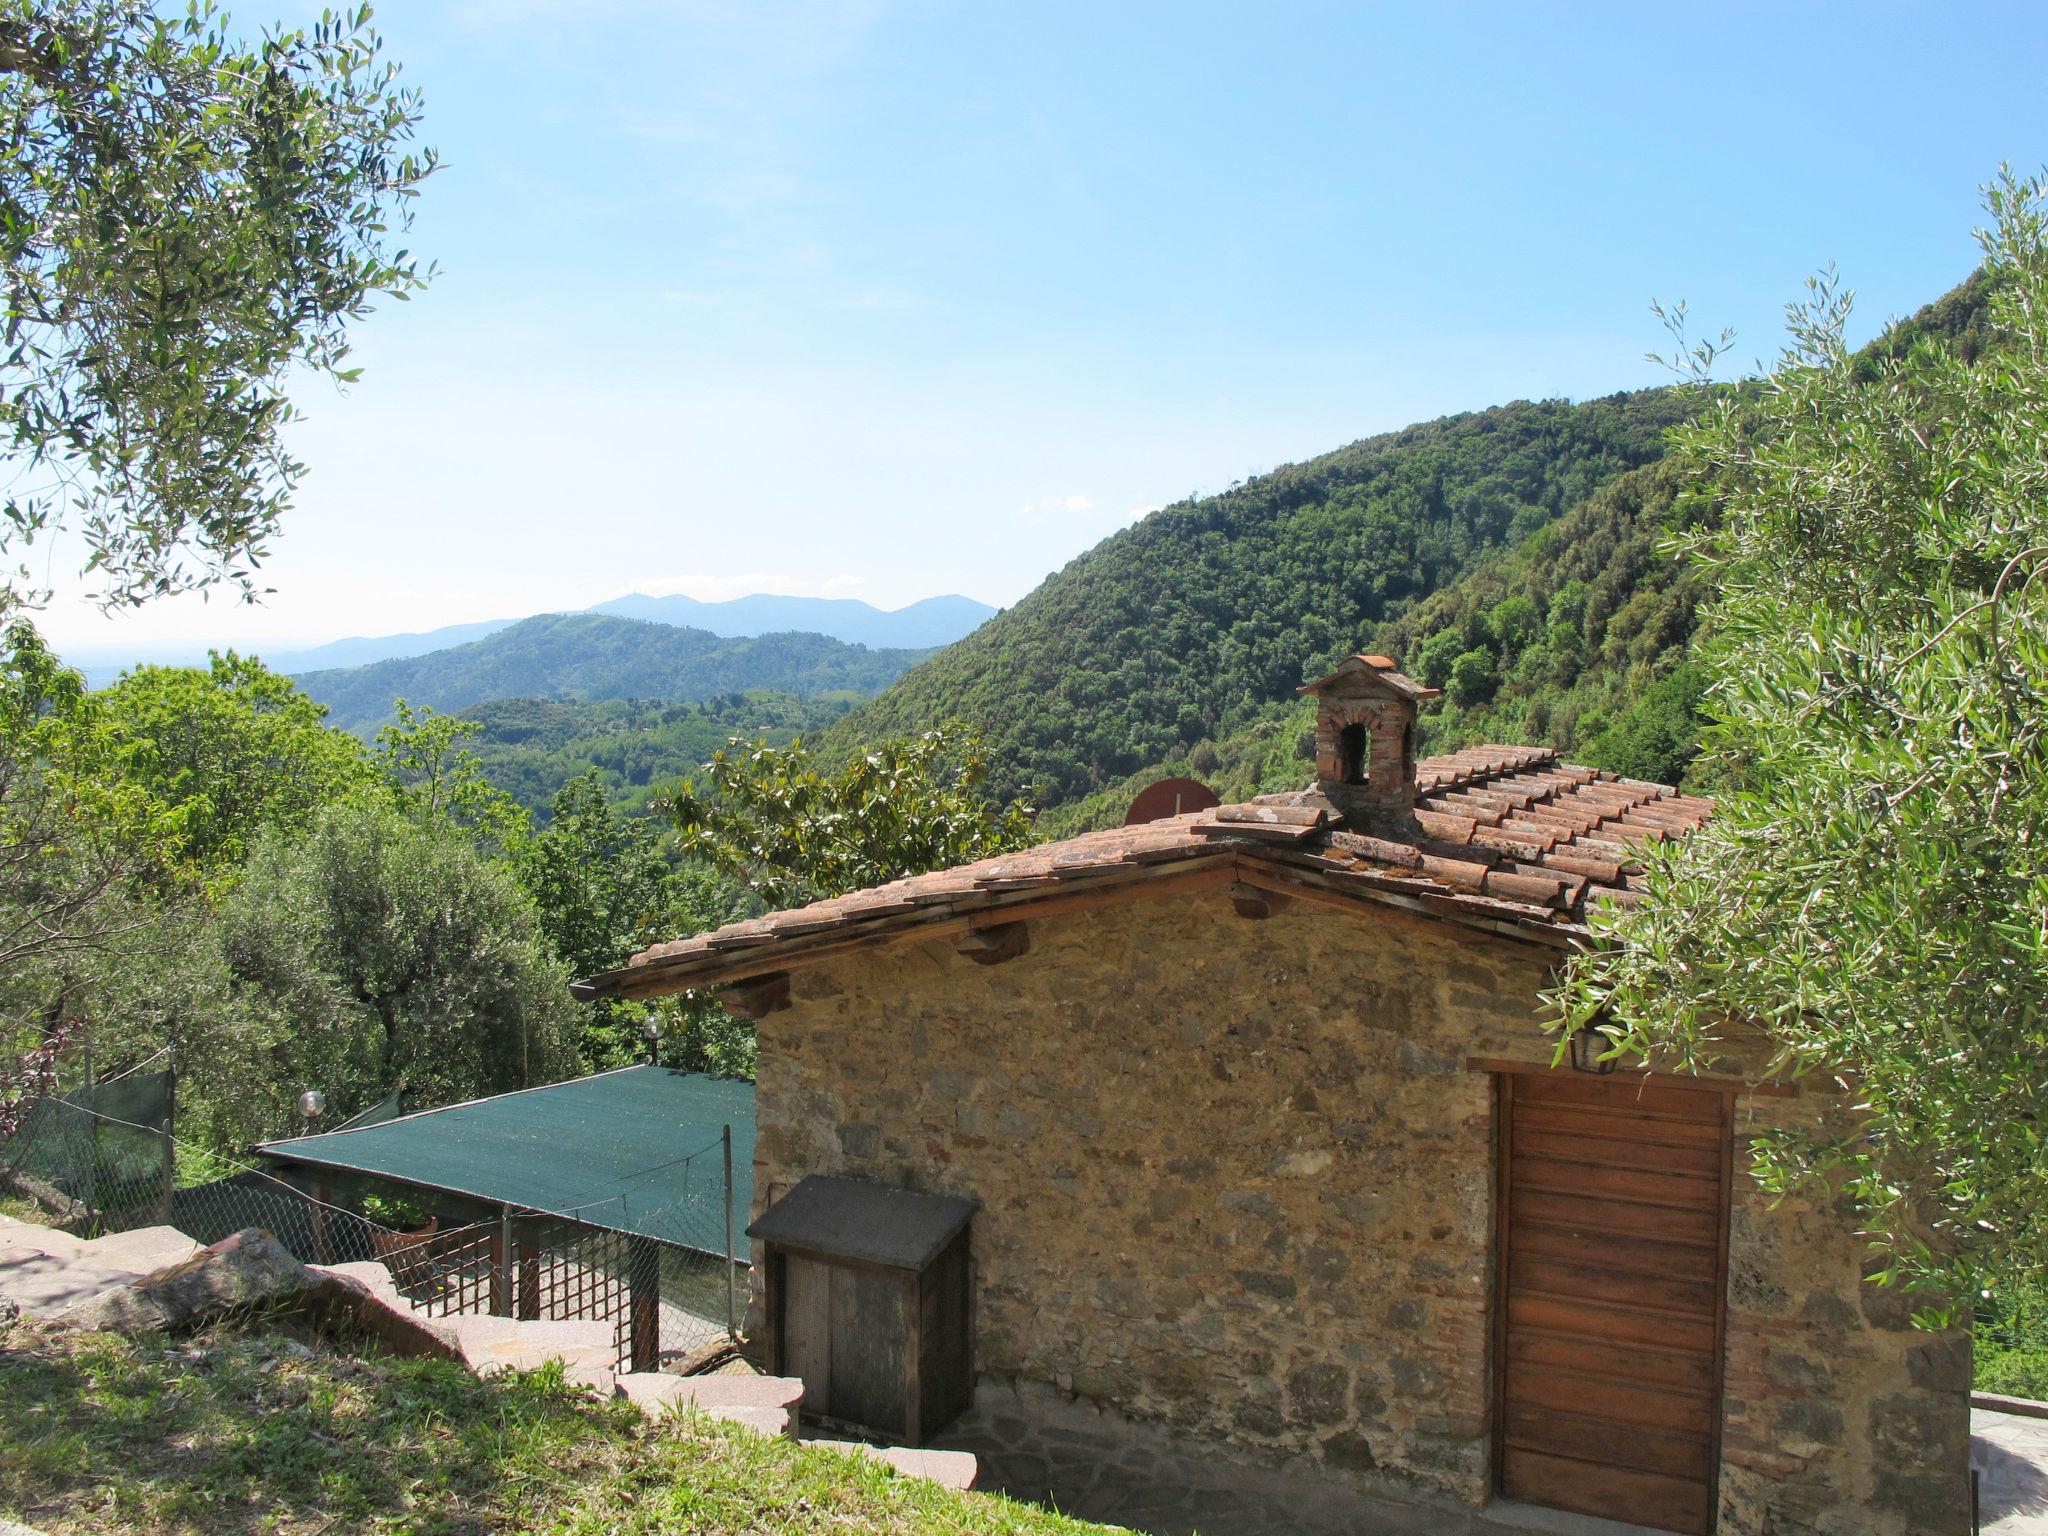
490,1205,512,1316
723,1123,736,1341
515,1218,539,1321
80,1038,97,1233
158,1049,176,1224
628,1234,659,1372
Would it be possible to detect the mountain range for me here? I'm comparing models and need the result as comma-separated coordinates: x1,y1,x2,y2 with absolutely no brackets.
67,591,997,688
293,613,935,732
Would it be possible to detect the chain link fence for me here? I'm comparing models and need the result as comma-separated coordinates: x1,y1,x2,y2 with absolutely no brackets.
1,1073,746,1373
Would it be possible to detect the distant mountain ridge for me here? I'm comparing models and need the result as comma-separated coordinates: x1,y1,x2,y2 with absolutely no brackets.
587,592,995,650
67,590,996,687
294,613,934,732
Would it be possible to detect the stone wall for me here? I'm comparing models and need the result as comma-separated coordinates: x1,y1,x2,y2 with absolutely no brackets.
748,882,1969,1533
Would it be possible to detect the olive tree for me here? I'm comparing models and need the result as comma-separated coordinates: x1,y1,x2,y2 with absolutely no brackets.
0,0,434,608
208,800,579,1136
1557,170,2048,1317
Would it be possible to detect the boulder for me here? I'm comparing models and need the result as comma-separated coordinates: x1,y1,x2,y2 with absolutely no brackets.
65,1227,305,1333
61,1228,469,1364
295,1268,464,1362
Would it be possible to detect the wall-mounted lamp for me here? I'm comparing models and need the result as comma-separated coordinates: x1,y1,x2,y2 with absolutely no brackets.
1568,1024,1618,1076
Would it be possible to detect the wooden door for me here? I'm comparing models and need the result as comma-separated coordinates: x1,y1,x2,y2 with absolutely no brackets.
779,1253,911,1439
1496,1072,1731,1535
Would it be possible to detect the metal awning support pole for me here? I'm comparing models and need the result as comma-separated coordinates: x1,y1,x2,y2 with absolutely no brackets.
723,1123,736,1341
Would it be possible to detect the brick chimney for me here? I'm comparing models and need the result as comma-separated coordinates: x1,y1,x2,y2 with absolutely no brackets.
1298,653,1441,829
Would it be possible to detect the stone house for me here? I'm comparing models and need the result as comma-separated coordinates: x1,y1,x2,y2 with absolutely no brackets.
578,653,1970,1536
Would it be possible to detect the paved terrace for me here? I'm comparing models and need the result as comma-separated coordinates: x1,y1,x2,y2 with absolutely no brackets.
929,1378,2048,1535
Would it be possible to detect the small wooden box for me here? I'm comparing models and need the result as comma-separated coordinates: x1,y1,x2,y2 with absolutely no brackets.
749,1175,976,1445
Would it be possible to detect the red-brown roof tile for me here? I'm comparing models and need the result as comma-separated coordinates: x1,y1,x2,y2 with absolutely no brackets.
575,744,1712,1000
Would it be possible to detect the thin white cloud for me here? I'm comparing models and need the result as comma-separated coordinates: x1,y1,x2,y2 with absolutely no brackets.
1015,493,1097,521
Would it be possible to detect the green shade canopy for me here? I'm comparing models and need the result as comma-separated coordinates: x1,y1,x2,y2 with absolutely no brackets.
258,1066,754,1257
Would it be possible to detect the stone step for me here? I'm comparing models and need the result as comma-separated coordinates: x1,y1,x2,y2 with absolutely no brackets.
311,1260,410,1308
0,1216,199,1320
444,1313,618,1394
615,1371,803,1436
710,1404,796,1437
0,1214,86,1262
78,1225,200,1276
799,1434,979,1491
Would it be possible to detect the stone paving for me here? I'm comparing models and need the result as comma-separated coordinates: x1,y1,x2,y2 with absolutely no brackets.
930,1379,1654,1536
1979,1408,2048,1534
933,1380,2048,1536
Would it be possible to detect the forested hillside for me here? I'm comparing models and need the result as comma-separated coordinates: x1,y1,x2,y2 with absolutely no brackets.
840,274,2005,834
458,692,860,818
830,391,1691,808
296,614,930,732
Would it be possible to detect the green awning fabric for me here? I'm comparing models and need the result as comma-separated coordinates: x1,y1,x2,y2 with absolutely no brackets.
258,1066,754,1257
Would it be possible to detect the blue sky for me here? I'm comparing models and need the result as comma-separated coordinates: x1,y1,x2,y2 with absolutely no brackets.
43,0,2048,658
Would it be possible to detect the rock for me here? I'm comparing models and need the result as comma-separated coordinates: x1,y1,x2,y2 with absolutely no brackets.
57,1229,465,1365
294,1268,464,1362
66,1228,305,1333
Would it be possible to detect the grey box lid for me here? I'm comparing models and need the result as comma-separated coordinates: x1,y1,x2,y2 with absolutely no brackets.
747,1175,977,1270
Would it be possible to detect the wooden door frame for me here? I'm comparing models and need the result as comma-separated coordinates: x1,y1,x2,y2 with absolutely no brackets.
1485,1066,1739,1533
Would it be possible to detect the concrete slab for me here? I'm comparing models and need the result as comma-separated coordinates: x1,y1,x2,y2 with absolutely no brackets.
706,1404,794,1437
311,1260,407,1306
1978,1407,2048,1534
616,1370,803,1425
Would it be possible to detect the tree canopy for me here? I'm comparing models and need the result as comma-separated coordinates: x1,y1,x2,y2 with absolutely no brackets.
828,392,1692,811
0,0,435,609
97,651,372,872
1557,171,2048,1317
664,727,1035,909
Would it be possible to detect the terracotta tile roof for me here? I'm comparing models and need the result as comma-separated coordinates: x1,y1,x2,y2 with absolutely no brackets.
574,745,1712,1002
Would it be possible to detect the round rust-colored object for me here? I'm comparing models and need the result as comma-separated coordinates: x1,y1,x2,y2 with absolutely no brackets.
1124,777,1222,826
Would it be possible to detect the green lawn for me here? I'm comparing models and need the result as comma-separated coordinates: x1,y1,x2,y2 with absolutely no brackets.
0,1314,1111,1535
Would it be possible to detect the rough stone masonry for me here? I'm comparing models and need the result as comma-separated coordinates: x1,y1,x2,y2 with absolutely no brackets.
747,888,1970,1535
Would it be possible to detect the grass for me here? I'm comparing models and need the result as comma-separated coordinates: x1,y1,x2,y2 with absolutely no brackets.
0,1313,1112,1535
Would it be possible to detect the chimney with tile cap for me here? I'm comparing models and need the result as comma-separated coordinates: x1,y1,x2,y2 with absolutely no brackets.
1298,652,1441,829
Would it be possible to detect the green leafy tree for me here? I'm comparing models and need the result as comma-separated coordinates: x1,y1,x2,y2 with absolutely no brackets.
517,770,747,1074
0,0,435,609
373,698,526,847
663,727,1035,909
1414,627,1465,690
1556,171,2048,1316
215,800,578,1127
0,622,188,1129
96,652,372,873
1445,647,1496,708
1487,593,1542,656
